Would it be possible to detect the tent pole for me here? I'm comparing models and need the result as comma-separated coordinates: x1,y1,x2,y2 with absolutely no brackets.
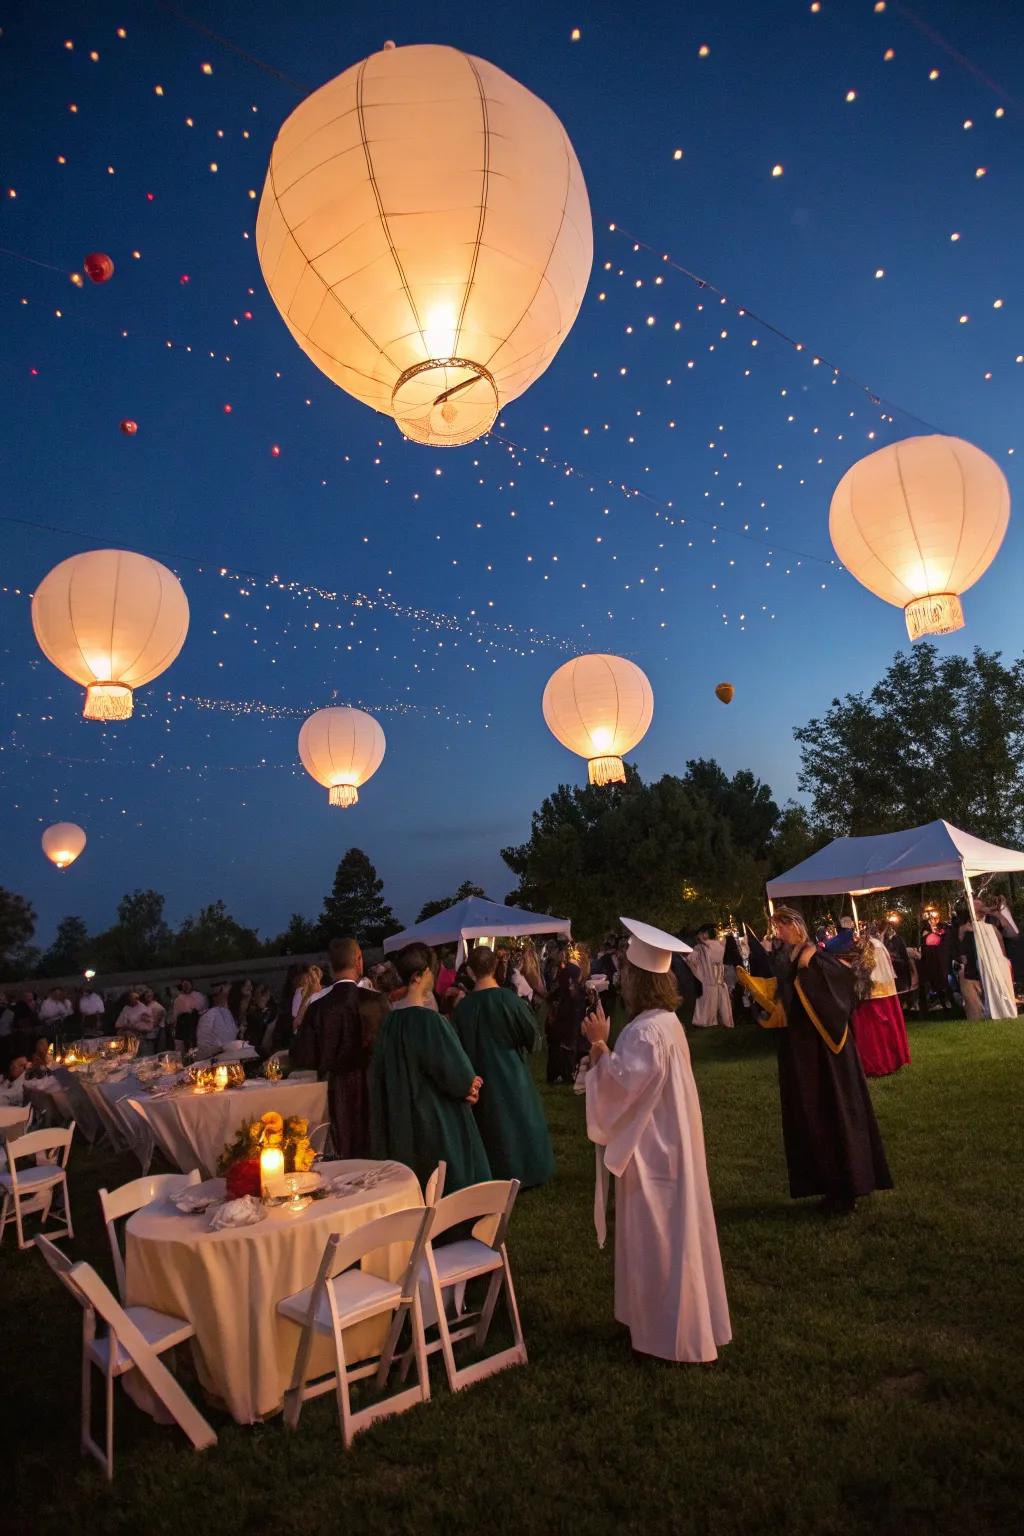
849,894,860,930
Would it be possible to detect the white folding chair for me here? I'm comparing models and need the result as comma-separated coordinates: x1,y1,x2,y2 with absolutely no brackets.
0,1124,76,1250
278,1205,435,1447
424,1161,447,1206
0,1105,33,1174
35,1236,215,1481
308,1121,335,1159
98,1171,201,1300
419,1179,526,1392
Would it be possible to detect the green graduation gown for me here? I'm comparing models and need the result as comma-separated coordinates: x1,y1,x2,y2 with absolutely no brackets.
453,987,555,1189
369,1005,491,1193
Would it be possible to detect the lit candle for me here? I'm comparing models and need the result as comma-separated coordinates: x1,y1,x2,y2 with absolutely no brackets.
260,1146,284,1199
214,1065,229,1091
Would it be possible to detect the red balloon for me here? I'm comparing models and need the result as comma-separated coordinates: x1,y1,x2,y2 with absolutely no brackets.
120,419,138,436
83,252,114,284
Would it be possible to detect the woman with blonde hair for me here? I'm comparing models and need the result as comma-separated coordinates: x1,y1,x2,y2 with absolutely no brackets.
292,964,324,1031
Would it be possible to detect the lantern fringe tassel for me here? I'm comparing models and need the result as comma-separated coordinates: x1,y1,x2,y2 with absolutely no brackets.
329,784,359,808
83,684,133,721
904,593,965,641
588,755,626,787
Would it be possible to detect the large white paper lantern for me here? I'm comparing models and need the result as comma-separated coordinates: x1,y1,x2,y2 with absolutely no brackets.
830,435,1010,639
298,706,386,807
42,822,86,871
31,549,190,720
257,42,592,448
543,654,654,785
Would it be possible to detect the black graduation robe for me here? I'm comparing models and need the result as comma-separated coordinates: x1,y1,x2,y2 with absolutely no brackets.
772,949,892,1202
291,980,372,1158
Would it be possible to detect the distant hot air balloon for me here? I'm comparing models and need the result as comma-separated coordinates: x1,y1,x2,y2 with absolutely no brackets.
120,419,138,435
543,654,654,785
83,252,114,284
715,683,734,705
42,822,86,870
830,435,1010,639
298,706,386,806
31,548,190,720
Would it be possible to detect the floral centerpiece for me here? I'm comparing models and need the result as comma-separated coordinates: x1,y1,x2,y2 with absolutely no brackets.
217,1111,315,1199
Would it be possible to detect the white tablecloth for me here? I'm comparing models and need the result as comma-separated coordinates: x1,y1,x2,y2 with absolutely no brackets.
125,1159,422,1422
126,1080,328,1178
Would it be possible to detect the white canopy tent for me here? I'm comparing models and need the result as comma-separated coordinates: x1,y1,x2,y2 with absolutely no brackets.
766,819,1024,1020
382,896,571,967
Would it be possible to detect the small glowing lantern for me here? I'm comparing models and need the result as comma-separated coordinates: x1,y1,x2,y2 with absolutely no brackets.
31,549,189,720
42,822,87,870
715,682,734,704
257,42,592,447
829,435,1010,639
542,654,654,785
298,706,386,807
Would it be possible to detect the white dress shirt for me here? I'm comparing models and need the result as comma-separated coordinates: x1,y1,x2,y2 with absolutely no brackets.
196,1006,238,1056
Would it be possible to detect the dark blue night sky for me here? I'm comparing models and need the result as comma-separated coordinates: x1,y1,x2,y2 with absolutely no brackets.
2,0,1022,946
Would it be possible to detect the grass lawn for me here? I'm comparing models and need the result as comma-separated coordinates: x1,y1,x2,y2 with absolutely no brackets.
4,1014,1023,1536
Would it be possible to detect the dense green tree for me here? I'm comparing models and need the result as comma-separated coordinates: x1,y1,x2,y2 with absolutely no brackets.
794,643,1024,842
39,915,90,977
502,764,774,940
270,913,324,956
767,802,830,879
320,849,402,948
0,886,37,980
681,759,780,859
91,889,172,971
415,880,489,924
171,900,260,965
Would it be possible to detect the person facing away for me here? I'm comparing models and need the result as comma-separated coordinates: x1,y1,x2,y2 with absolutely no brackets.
196,983,236,1056
292,937,378,1158
769,906,892,1215
369,942,490,1193
172,979,207,1056
583,916,731,1364
452,945,554,1189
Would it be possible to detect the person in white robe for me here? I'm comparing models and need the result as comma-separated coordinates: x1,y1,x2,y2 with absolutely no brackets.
686,924,734,1029
584,916,731,1364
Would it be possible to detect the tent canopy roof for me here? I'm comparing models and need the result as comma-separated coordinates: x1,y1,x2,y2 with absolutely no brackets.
382,896,571,953
766,819,1024,899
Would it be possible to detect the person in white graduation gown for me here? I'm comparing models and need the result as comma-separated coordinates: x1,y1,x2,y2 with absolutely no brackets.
584,917,731,1364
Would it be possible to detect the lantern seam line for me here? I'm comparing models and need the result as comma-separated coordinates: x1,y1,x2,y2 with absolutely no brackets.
264,155,401,379
945,439,968,592
846,455,914,603
63,556,97,684
455,52,491,359
354,56,430,366
481,120,575,378
893,439,931,596
117,561,171,684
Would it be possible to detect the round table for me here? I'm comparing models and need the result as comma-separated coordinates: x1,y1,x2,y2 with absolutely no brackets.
126,1078,328,1178
125,1159,422,1423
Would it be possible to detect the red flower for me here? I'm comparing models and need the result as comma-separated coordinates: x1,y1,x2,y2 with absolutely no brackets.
224,1156,261,1200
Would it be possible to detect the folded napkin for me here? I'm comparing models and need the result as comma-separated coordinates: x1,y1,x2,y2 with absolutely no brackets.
208,1195,266,1229
325,1162,405,1197
172,1180,223,1214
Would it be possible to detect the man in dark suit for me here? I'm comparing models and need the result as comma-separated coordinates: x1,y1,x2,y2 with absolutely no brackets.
292,936,376,1157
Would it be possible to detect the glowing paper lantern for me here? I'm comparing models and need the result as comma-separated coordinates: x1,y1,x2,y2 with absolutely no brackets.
715,683,734,705
543,654,653,786
31,549,190,720
42,822,87,871
830,435,1010,639
83,251,114,283
257,42,592,448
298,706,386,807
120,419,137,435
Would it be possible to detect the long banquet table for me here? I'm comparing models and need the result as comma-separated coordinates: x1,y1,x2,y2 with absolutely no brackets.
126,1078,328,1179
125,1159,422,1422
